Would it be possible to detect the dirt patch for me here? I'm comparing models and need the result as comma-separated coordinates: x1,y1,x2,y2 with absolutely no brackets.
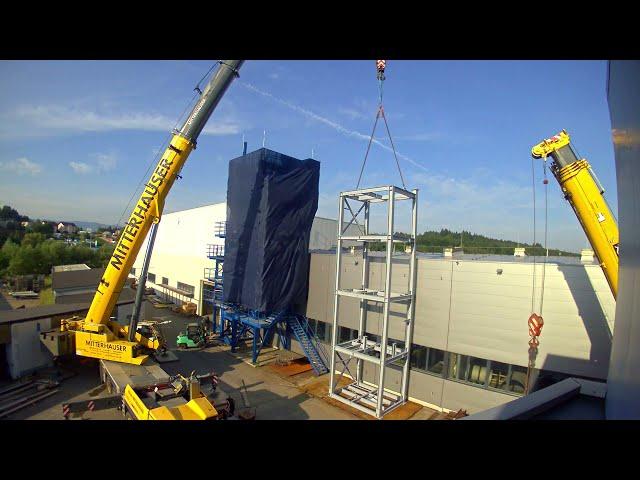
268,358,312,377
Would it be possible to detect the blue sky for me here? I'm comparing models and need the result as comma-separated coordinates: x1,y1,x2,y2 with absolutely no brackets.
0,60,616,252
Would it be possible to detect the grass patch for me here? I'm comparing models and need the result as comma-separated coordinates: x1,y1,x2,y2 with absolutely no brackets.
39,275,53,305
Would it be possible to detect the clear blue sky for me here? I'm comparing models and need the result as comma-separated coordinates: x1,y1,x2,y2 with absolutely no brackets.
0,60,616,252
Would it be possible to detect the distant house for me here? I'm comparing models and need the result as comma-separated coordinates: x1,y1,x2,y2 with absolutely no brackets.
57,222,78,234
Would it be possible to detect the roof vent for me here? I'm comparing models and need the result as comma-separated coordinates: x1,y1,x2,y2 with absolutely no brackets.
581,248,595,262
444,247,464,258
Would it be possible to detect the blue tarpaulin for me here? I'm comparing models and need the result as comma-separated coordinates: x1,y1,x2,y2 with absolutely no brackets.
223,148,320,313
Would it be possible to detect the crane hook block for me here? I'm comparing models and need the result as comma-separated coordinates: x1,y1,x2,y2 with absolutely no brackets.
376,59,386,81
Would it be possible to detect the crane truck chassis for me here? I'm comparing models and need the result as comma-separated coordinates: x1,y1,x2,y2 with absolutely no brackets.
62,361,236,420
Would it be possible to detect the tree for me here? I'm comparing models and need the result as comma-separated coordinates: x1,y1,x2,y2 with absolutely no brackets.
29,221,55,235
22,232,45,248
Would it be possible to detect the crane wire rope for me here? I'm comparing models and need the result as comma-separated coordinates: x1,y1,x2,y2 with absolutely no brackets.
525,155,549,394
540,159,549,315
114,63,218,229
355,60,406,190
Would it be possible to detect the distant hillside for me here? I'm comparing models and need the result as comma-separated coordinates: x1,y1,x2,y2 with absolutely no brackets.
373,229,579,256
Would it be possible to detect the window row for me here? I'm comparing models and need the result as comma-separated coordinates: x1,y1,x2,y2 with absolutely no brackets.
177,282,195,295
306,318,528,396
409,346,527,395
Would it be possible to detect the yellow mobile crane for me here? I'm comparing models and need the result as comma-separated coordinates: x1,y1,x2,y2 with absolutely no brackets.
44,60,244,365
531,130,619,298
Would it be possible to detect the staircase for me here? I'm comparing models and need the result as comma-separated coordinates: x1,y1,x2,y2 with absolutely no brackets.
288,315,329,375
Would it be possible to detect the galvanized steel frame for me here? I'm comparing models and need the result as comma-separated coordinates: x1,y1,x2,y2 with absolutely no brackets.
328,185,418,419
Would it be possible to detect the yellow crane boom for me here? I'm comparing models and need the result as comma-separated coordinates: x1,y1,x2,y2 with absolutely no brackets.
532,129,619,298
54,61,244,365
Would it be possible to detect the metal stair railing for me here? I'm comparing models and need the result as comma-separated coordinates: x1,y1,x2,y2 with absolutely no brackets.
206,244,225,258
299,315,330,368
214,221,226,238
288,315,329,375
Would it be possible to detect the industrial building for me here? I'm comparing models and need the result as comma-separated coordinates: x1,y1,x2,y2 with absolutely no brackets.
51,264,103,304
131,198,616,414
300,249,615,413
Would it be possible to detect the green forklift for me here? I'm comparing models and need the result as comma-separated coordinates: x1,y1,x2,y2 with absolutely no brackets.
176,317,214,349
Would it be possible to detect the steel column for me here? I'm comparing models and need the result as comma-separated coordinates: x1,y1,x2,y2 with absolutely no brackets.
401,189,418,401
329,194,345,395
376,186,395,417
357,202,370,384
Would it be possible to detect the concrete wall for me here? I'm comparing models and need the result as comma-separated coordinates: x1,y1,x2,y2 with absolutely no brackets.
605,60,640,419
6,318,54,379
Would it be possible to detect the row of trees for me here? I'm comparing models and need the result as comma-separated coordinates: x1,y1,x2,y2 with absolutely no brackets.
0,233,115,277
369,228,577,256
0,204,57,245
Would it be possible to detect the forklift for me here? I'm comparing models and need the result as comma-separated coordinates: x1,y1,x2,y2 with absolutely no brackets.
176,316,215,349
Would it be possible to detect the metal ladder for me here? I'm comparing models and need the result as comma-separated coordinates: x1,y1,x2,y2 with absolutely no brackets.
288,315,329,375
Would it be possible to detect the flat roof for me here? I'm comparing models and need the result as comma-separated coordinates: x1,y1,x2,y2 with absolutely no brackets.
52,268,103,291
0,289,136,325
311,250,595,266
52,264,90,273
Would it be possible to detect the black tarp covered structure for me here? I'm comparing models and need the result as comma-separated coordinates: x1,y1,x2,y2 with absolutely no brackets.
223,148,320,313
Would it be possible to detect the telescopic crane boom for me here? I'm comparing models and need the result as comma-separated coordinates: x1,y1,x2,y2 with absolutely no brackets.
54,60,244,365
531,129,619,298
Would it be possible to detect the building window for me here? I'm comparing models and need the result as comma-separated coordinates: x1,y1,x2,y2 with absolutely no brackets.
316,321,327,342
177,282,195,295
427,348,445,376
467,357,489,386
447,353,463,380
147,273,156,283
508,365,527,394
162,277,168,285
488,361,510,391
410,345,428,370
339,326,356,344
307,318,317,335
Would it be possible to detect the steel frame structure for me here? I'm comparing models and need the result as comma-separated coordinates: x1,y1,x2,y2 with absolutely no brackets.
328,185,418,419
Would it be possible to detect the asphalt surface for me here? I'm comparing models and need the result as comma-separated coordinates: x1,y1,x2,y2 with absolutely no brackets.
7,302,358,420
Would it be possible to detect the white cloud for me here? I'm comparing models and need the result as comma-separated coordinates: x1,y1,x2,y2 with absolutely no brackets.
0,157,42,175
268,73,280,80
0,104,241,139
69,161,93,174
93,153,117,172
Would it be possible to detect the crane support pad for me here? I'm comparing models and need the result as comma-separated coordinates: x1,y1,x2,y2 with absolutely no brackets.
223,148,320,313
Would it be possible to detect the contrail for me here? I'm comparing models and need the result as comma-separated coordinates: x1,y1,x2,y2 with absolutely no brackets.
241,82,429,173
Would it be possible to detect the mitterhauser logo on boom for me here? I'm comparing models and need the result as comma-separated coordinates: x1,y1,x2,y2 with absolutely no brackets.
109,154,175,271
85,340,127,352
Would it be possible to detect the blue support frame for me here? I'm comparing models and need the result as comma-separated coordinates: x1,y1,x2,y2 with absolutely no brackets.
203,220,327,373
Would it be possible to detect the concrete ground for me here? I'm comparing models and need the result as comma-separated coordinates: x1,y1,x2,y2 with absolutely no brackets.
4,301,441,420
5,302,358,420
